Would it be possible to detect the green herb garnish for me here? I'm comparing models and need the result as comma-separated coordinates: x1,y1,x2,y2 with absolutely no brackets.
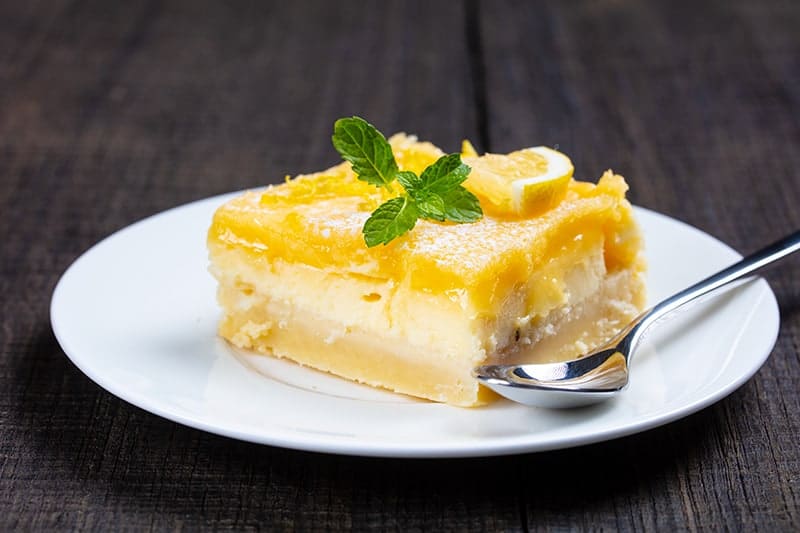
332,116,482,247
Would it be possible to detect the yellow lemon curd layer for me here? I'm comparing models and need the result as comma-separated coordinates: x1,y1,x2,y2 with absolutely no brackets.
208,135,646,406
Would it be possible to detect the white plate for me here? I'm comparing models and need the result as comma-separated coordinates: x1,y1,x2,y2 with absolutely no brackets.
51,194,780,458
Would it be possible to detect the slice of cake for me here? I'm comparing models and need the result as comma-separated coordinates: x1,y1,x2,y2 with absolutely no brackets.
207,133,645,407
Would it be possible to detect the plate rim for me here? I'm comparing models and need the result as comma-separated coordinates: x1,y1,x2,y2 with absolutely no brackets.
50,195,781,458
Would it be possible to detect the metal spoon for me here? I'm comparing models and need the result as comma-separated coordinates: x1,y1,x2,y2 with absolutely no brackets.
473,229,800,408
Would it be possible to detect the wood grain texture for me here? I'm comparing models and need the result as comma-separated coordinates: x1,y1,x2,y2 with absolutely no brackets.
1,0,798,531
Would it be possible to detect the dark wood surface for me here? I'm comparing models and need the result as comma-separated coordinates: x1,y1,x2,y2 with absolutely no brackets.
2,0,799,530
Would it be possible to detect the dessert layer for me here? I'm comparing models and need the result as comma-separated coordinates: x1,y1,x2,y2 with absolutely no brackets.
210,237,645,406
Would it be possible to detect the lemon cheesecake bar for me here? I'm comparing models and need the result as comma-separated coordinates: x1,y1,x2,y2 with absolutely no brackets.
208,133,645,406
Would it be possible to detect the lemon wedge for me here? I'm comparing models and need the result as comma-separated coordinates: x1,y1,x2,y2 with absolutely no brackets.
464,146,574,216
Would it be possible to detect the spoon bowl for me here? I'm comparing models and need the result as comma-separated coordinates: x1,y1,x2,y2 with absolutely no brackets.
474,348,627,407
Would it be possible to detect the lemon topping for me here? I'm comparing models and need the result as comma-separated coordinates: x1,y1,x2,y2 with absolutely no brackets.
463,146,574,216
209,135,642,314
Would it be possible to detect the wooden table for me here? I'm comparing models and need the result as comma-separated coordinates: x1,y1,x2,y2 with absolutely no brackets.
3,1,799,530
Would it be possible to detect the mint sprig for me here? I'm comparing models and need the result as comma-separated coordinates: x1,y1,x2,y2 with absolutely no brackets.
332,116,483,247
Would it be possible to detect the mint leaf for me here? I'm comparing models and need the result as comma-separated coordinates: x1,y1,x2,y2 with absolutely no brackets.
332,116,398,188
396,170,422,191
403,153,474,223
439,186,483,222
414,191,447,221
362,196,419,247
417,153,471,193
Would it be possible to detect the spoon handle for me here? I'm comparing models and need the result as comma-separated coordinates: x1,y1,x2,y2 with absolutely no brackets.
640,229,800,331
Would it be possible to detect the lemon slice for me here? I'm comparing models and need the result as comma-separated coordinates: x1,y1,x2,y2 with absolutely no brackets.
464,146,574,216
